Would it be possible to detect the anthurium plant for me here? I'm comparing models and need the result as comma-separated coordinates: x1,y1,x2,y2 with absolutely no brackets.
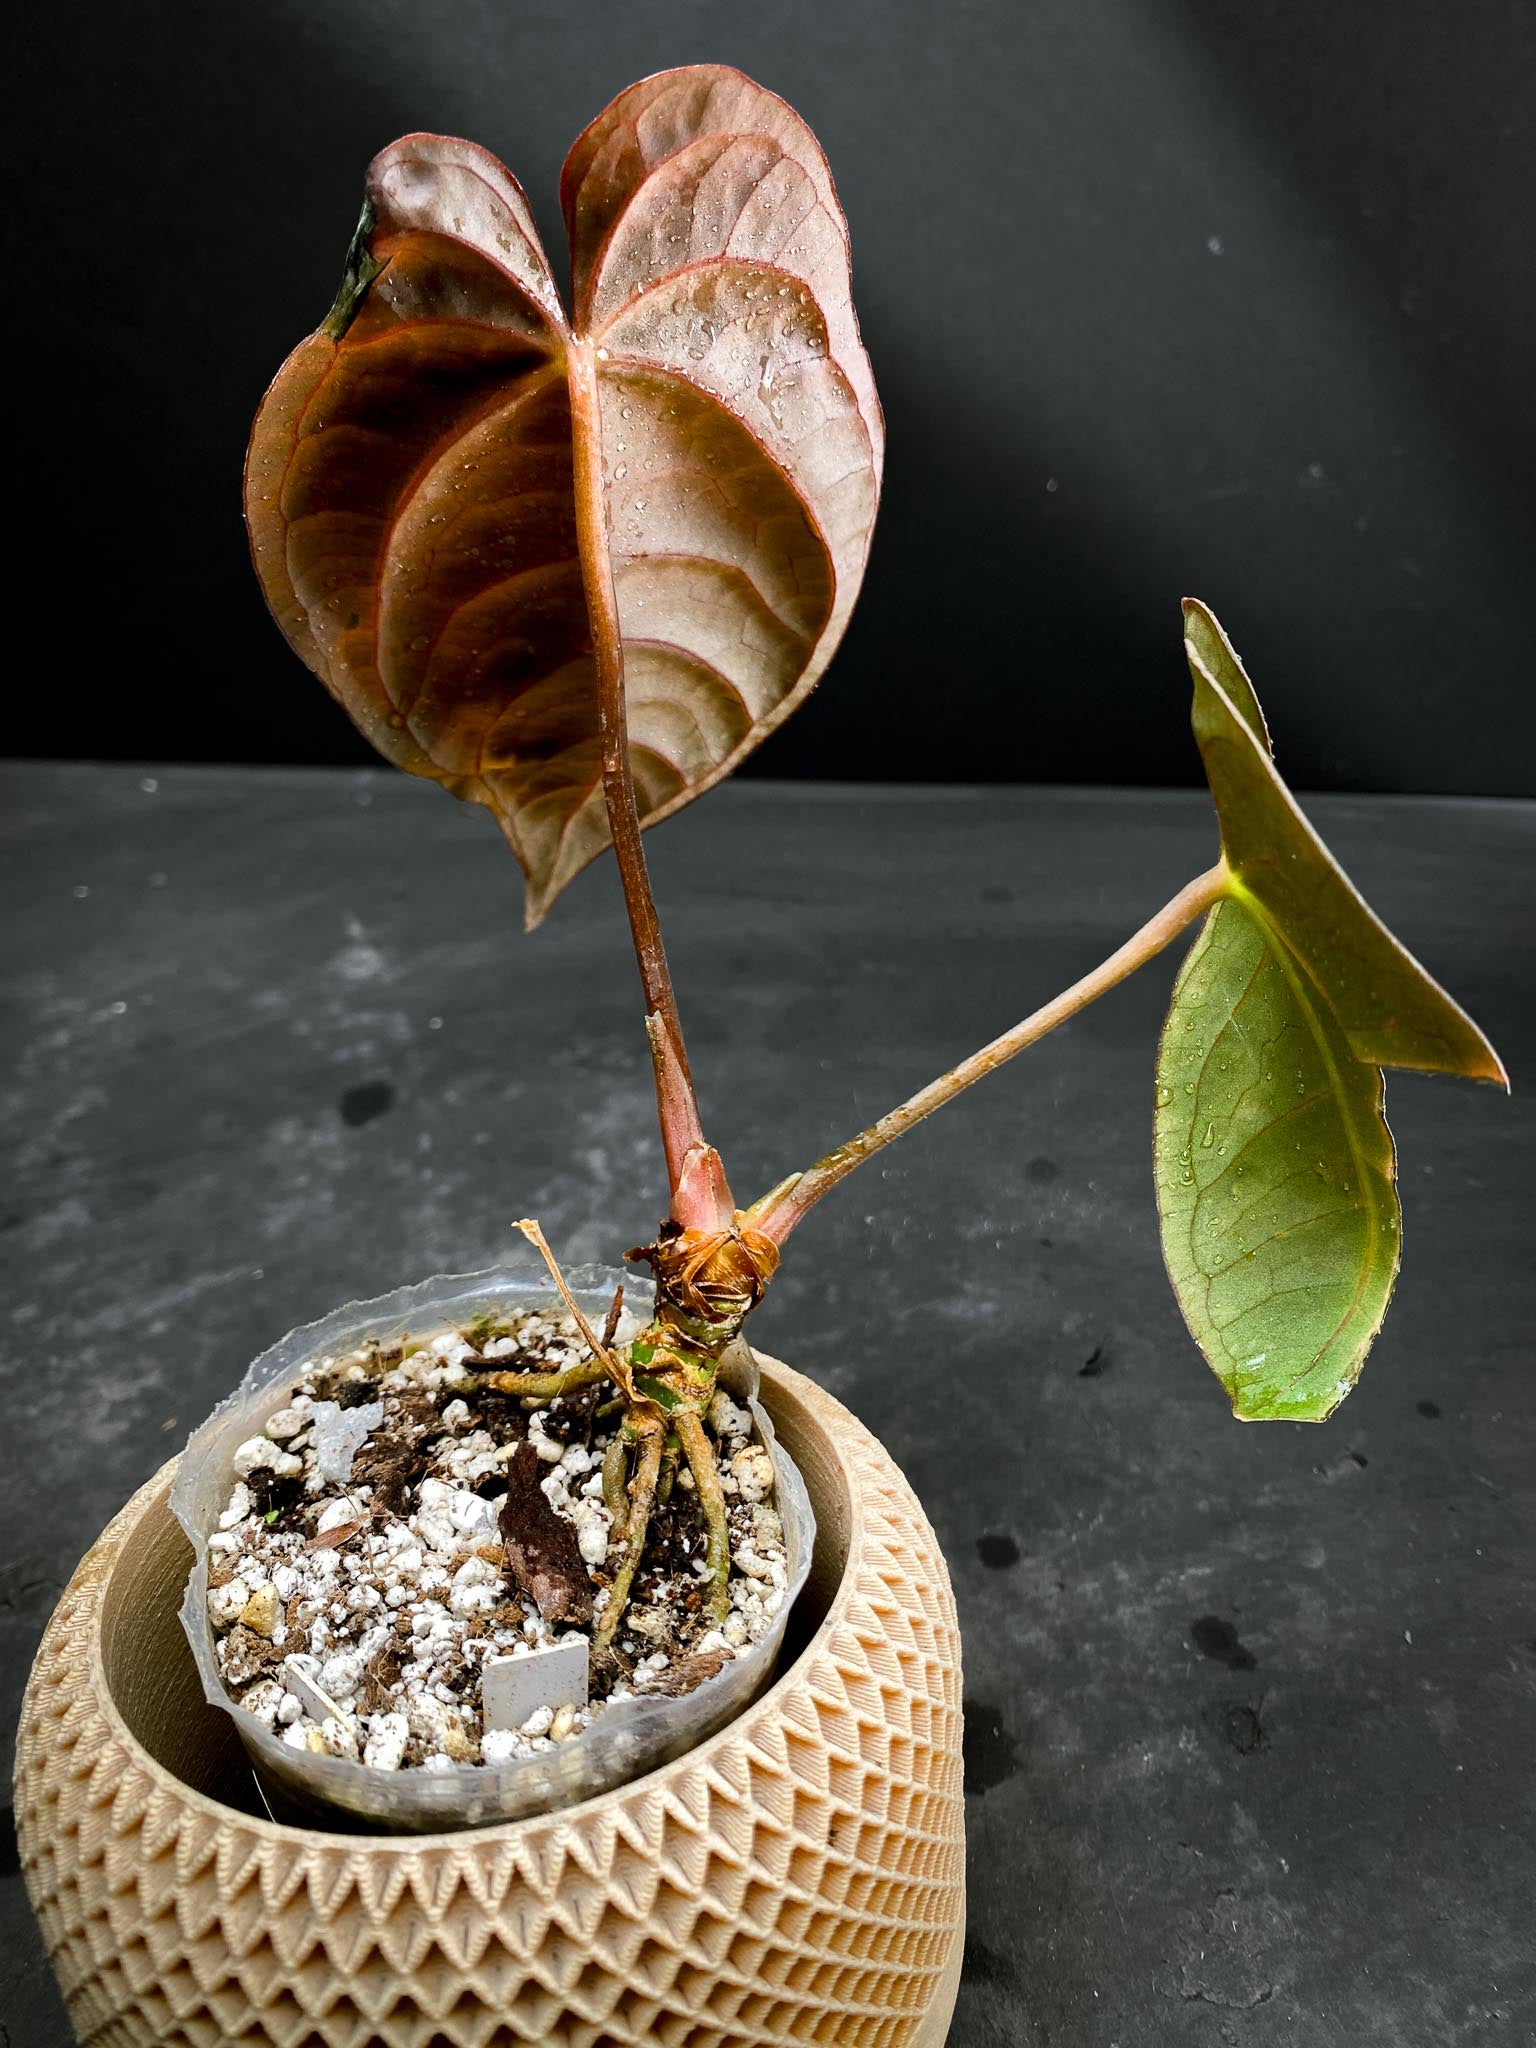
245,65,1505,1648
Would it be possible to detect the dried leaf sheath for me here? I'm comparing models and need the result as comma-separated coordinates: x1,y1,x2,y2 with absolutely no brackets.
246,69,883,927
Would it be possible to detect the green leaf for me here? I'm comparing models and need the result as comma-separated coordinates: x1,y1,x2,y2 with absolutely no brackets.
1157,602,1506,1421
1155,896,1400,1421
1182,600,1272,755
1182,600,1506,1085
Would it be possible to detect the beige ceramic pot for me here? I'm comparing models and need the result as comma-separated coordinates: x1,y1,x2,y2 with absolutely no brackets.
15,1351,965,2047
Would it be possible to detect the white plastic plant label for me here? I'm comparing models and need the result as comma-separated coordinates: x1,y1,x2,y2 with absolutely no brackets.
482,1639,590,1732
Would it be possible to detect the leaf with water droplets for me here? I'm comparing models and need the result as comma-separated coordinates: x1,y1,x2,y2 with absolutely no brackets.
1156,603,1506,1421
1155,895,1401,1421
246,69,883,925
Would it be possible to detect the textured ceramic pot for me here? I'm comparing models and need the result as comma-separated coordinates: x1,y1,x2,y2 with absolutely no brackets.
16,1351,965,2048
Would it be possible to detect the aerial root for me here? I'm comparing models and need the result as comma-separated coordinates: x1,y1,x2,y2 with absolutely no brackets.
676,1409,732,1626
595,1421,664,1650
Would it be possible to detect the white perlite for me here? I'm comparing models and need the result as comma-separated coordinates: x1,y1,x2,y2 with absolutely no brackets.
310,1400,385,1484
206,1307,788,1773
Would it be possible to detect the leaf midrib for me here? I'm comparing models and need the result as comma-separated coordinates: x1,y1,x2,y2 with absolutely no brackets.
1226,877,1388,1395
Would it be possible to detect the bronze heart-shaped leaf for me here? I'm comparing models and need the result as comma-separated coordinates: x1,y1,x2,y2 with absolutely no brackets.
246,66,884,924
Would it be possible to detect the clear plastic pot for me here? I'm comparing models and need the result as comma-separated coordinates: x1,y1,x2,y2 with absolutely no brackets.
171,1255,815,1833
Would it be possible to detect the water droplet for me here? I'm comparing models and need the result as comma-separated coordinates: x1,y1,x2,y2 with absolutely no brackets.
1201,1122,1216,1148
1155,1085,1173,1108
409,635,430,651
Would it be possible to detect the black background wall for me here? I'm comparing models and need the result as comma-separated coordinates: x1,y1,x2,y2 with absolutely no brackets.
11,0,1533,795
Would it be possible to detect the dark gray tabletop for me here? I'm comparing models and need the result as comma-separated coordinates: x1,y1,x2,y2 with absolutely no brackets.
3,763,1531,2046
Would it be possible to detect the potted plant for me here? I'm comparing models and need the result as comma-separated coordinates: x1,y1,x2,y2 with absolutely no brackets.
16,63,1504,2048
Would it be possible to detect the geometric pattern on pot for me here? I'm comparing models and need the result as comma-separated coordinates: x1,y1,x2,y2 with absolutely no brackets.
16,1356,964,2047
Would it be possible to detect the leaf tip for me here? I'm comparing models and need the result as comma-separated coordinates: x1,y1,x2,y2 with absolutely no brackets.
1182,601,1274,759
1224,1352,1364,1423
1479,1042,1513,1094
1228,1385,1349,1425
1180,596,1226,660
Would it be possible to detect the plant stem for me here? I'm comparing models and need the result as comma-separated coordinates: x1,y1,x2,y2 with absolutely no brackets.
750,861,1229,1244
567,339,729,1227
